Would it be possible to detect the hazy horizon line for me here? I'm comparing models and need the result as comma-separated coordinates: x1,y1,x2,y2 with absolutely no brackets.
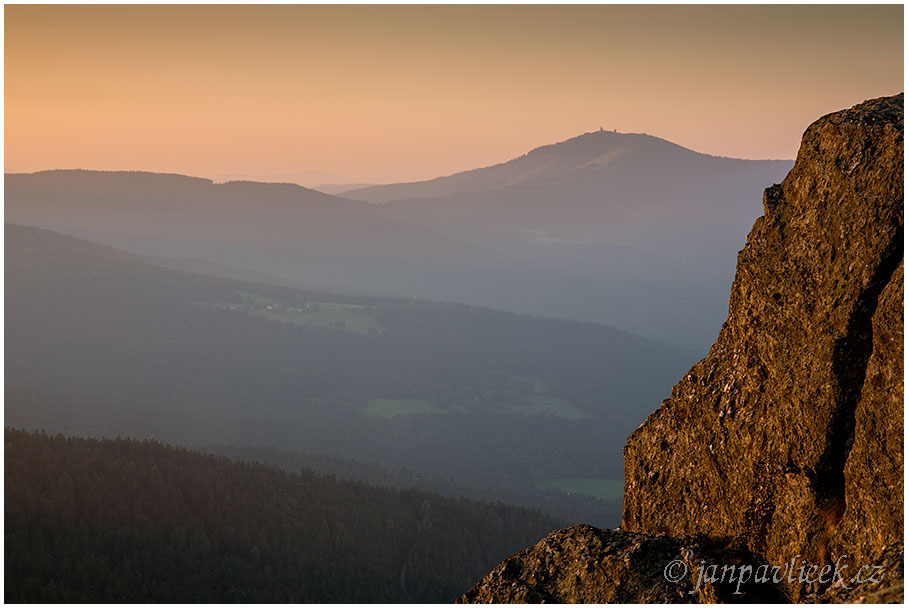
4,127,797,189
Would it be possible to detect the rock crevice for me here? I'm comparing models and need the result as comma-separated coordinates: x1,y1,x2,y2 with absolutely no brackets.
823,226,902,509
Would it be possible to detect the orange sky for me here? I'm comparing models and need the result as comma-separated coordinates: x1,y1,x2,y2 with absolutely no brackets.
5,5,904,183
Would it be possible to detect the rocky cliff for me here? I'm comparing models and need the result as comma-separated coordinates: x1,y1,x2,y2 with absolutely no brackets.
461,94,903,603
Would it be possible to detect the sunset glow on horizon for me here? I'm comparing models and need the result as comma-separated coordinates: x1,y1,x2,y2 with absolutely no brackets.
5,4,904,183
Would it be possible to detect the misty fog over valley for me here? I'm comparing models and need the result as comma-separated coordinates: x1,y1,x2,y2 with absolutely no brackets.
6,131,791,349
6,4,902,603
4,133,786,599
5,221,693,528
5,131,792,508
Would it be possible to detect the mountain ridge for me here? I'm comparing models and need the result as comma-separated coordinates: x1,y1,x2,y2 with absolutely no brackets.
5,168,367,208
460,94,904,603
4,128,793,348
342,129,792,203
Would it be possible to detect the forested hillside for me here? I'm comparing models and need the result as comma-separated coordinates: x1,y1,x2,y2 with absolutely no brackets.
7,224,693,526
5,429,561,603
6,132,791,347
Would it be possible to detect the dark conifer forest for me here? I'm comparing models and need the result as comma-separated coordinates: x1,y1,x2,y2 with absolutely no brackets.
5,429,562,603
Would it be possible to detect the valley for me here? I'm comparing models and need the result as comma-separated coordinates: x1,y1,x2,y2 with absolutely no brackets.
5,5,902,604
6,223,693,528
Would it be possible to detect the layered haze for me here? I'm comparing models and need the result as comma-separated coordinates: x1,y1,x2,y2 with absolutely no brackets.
7,130,792,347
5,5,902,182
4,4,904,603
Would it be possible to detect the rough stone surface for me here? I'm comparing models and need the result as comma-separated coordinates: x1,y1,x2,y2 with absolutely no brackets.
457,524,786,603
805,543,904,604
461,94,903,603
621,94,903,600
833,260,903,569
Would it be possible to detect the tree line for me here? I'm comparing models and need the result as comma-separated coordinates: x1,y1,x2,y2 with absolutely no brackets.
5,428,561,603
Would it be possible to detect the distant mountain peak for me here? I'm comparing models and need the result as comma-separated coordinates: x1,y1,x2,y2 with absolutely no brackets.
341,129,783,204
461,93,905,603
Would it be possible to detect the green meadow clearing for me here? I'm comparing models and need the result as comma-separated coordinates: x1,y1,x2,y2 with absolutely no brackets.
499,394,592,420
536,478,625,501
362,374,595,419
216,292,388,335
497,376,593,420
362,398,446,417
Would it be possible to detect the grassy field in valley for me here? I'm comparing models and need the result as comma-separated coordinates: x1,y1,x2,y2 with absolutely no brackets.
212,291,388,335
362,398,446,417
536,477,625,501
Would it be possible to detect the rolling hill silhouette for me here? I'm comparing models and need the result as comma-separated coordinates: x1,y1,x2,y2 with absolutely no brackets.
5,131,792,347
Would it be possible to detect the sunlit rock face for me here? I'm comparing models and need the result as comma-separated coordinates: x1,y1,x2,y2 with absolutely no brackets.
461,94,903,603
623,93,903,599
